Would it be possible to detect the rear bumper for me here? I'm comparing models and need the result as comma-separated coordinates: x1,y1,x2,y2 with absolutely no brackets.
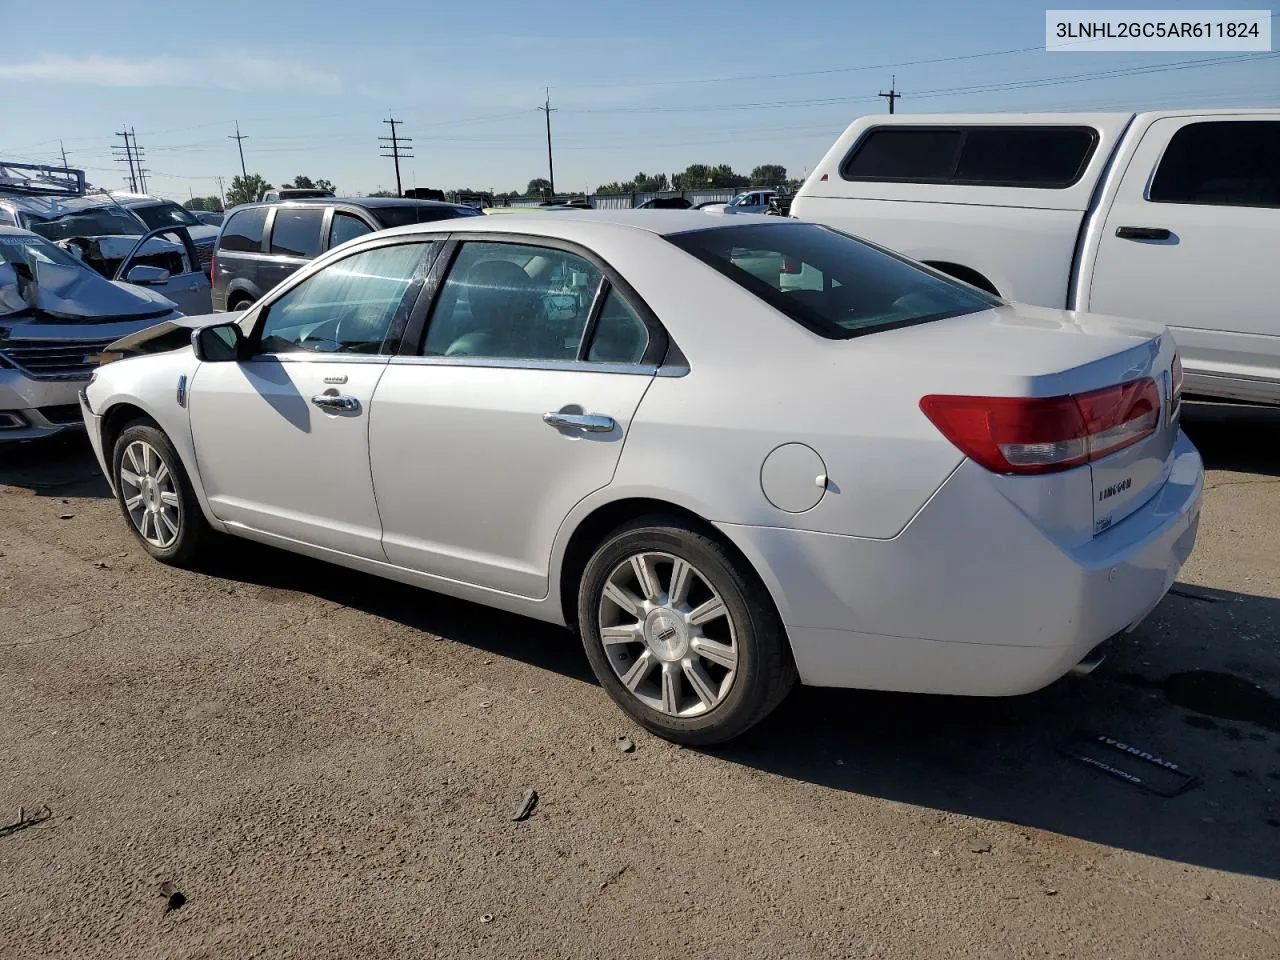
718,431,1204,696
0,369,86,441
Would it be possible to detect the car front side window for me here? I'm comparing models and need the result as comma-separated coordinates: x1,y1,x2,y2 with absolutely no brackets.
255,243,430,356
423,241,604,361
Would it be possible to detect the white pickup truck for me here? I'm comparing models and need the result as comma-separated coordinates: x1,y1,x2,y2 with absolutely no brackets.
791,111,1280,405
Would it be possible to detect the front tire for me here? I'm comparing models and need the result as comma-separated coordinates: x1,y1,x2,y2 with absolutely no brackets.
577,517,796,746
111,421,212,566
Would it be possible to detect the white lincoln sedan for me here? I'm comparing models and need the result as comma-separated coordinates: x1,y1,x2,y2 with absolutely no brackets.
80,211,1203,744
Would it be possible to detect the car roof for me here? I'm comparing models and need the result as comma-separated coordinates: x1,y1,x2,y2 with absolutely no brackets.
280,196,470,209
372,208,778,240
0,192,132,216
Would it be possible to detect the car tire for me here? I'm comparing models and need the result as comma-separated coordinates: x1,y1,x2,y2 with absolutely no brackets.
111,420,212,567
229,295,255,311
577,516,796,746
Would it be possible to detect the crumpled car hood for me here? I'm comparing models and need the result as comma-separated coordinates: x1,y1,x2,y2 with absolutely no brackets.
0,260,176,322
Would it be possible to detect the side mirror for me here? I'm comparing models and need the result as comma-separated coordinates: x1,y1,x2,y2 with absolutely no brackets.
126,264,171,286
192,322,244,363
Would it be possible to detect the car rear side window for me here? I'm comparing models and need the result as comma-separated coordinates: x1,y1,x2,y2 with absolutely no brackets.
1149,120,1280,208
423,241,603,361
330,211,373,248
668,222,998,340
842,126,1098,188
218,208,267,252
270,208,325,258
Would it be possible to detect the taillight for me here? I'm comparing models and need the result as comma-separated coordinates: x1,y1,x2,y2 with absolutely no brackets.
781,255,802,274
920,378,1161,475
1169,352,1183,424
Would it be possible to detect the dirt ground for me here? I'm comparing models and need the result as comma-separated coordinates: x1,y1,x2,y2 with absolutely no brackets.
1,403,1278,959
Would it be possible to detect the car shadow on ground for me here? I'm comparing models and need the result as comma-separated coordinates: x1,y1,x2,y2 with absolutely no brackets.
210,539,1280,882
1182,401,1280,477
0,434,112,498
199,542,599,686
711,586,1280,882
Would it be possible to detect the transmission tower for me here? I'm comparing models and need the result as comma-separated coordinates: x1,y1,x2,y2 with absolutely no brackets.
379,114,413,198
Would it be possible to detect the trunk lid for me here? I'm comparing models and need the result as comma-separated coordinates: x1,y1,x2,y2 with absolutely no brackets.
873,301,1179,540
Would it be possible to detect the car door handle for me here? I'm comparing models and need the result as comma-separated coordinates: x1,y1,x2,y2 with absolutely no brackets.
542,412,616,433
311,394,360,412
1116,225,1171,241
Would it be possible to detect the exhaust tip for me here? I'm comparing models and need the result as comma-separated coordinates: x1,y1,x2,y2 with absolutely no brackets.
1069,647,1107,677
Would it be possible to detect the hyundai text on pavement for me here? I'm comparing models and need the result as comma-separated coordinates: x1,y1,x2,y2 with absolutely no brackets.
80,211,1203,743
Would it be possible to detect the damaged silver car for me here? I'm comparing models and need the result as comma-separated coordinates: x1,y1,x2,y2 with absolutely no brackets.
1,162,211,315
0,227,182,441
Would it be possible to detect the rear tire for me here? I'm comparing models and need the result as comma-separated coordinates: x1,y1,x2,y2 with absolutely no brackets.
111,421,212,567
577,516,796,746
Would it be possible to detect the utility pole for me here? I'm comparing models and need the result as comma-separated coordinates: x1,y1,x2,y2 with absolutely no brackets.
878,75,902,114
59,140,70,170
538,87,557,197
379,113,413,197
228,121,249,178
132,127,148,194
113,127,139,192
215,176,226,209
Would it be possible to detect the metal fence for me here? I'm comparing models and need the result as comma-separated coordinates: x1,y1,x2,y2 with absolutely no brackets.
492,187,743,210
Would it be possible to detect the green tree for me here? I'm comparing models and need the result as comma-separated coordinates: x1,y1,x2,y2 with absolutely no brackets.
289,175,316,189
526,178,552,197
366,190,397,198
315,178,335,194
750,164,788,185
672,164,746,190
183,196,223,212
226,173,272,206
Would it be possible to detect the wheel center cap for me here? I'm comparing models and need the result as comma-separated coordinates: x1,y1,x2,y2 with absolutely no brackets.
644,608,689,662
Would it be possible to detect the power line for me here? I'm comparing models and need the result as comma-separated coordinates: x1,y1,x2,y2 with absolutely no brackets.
379,114,413,197
538,88,557,196
569,51,1278,115
228,121,249,178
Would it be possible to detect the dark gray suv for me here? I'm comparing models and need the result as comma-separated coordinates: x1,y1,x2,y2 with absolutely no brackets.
211,197,481,311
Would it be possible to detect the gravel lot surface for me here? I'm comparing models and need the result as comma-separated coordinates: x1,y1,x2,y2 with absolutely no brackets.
1,403,1277,959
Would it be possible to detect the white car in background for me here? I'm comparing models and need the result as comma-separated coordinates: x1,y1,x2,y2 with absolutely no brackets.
702,189,778,215
80,211,1202,744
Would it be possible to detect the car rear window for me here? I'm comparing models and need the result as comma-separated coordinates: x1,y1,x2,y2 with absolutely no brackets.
667,222,998,340
372,205,480,228
842,126,1098,188
269,207,325,258
218,207,267,252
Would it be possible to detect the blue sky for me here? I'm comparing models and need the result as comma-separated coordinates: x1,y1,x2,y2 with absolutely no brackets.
2,0,1277,200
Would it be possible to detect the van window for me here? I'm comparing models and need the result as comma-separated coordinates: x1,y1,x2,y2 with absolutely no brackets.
1149,121,1280,208
218,207,267,252
270,208,325,258
842,126,1098,188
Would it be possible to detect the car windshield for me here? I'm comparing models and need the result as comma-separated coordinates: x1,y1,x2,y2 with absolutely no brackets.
372,205,479,228
131,201,201,229
0,233,89,273
728,193,753,206
22,205,144,241
667,222,999,340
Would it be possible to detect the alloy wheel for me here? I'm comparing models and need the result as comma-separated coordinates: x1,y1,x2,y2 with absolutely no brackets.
598,552,738,717
119,440,181,549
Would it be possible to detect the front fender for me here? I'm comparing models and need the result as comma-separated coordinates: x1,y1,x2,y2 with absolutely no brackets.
86,349,226,533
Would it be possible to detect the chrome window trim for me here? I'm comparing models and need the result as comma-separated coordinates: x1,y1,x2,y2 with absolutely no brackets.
387,355,660,376
248,352,391,365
